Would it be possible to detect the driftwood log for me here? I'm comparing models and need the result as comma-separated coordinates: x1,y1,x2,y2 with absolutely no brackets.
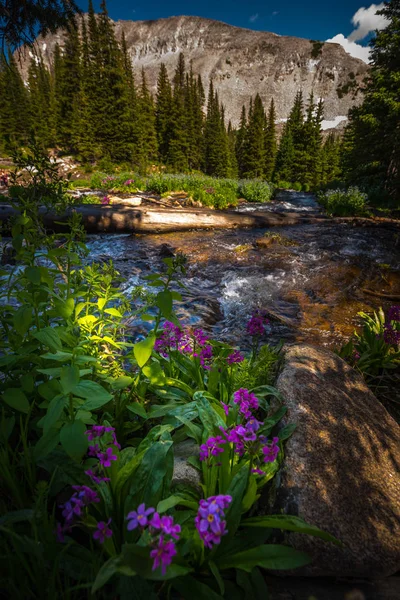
1,203,400,234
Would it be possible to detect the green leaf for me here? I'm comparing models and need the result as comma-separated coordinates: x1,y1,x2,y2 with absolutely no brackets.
34,428,60,461
104,307,123,318
2,388,30,413
98,298,107,311
134,334,155,368
42,394,68,434
172,576,223,600
241,476,258,513
156,290,173,318
111,376,134,390
33,327,62,352
217,544,311,572
242,515,341,545
25,266,41,284
210,561,225,596
54,297,75,319
278,423,297,441
127,403,147,419
13,305,32,336
60,420,88,461
142,361,166,386
156,494,198,513
38,378,62,401
125,440,173,509
60,365,80,395
72,380,112,410
92,556,123,594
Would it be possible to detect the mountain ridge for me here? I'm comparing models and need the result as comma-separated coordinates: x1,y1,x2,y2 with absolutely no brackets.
18,14,369,128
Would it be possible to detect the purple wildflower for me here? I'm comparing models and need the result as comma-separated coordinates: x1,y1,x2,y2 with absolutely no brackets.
252,467,265,476
383,324,400,345
150,536,177,575
98,447,117,468
387,305,400,323
227,350,245,365
71,485,100,505
124,179,135,186
246,311,269,337
233,388,259,418
101,195,111,205
93,518,113,544
199,436,226,462
61,498,84,523
192,328,209,347
150,514,181,540
88,443,100,458
221,402,230,417
199,345,213,370
195,495,231,549
126,503,155,530
262,437,280,463
85,469,110,485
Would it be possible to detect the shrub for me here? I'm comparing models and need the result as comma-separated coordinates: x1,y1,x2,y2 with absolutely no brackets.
302,183,311,192
293,182,302,192
239,180,274,203
276,180,291,189
318,186,367,216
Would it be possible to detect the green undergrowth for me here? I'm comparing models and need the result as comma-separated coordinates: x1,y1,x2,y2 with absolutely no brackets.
69,172,275,209
0,144,341,599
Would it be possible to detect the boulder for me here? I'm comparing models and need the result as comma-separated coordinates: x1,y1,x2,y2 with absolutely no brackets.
274,344,400,578
172,440,201,492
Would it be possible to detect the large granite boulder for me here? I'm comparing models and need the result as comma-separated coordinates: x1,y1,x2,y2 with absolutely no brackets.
274,344,400,578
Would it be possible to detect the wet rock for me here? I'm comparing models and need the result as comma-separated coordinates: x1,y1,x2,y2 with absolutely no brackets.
1,243,16,265
256,237,275,248
158,243,176,258
274,344,400,578
172,440,201,491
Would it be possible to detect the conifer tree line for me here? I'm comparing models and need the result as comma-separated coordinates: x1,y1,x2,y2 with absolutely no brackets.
0,0,341,187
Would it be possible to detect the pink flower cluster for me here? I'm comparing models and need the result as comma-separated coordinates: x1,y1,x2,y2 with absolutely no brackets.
101,195,111,205
383,307,400,345
155,321,213,369
195,495,231,549
84,425,120,484
124,179,135,186
246,310,269,337
56,485,100,542
233,388,259,419
227,350,245,365
126,504,181,575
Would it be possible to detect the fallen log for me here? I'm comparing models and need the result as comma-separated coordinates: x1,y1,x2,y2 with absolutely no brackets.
0,203,328,234
1,204,400,234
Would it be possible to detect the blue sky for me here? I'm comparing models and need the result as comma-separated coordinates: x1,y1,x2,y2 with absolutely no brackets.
79,2,388,63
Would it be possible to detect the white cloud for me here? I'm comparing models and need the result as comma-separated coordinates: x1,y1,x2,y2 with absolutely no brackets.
349,3,388,41
325,3,388,64
326,33,371,63
249,13,259,23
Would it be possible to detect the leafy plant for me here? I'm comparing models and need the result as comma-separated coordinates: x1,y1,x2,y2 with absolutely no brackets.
318,186,367,216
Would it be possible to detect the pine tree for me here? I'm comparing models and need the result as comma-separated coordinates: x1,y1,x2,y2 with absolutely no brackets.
264,99,277,181
236,105,247,177
203,82,229,177
274,124,295,183
135,68,158,171
71,16,97,161
28,53,55,147
155,63,172,162
241,94,266,178
167,53,189,171
343,0,400,204
53,19,81,150
0,50,31,150
227,121,238,178
321,132,341,186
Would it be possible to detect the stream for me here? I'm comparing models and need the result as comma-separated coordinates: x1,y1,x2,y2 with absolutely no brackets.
85,191,400,350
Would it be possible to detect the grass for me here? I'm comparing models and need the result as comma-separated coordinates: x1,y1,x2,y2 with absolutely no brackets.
69,172,275,209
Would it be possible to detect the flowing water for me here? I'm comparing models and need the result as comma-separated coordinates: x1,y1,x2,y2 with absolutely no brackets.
85,191,400,350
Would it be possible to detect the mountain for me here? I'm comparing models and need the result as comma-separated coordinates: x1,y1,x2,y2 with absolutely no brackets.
19,15,369,128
